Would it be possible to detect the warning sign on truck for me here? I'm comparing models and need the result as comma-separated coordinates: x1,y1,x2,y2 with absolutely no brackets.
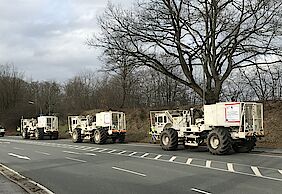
225,103,240,122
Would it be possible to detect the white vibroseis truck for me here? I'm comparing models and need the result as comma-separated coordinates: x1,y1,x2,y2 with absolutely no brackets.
21,116,59,140
68,111,126,144
150,102,264,155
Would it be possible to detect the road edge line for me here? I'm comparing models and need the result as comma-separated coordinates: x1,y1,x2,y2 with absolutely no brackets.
0,163,54,194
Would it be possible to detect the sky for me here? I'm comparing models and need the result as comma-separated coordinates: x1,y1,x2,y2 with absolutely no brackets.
0,0,133,82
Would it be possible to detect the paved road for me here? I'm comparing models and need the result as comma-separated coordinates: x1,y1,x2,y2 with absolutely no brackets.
0,136,282,194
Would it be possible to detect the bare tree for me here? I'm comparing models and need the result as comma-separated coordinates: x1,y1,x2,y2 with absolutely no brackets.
89,0,282,104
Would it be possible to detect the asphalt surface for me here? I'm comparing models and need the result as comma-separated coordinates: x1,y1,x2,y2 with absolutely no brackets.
0,136,282,194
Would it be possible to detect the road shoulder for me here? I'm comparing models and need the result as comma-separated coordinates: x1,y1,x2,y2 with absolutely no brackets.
0,164,53,194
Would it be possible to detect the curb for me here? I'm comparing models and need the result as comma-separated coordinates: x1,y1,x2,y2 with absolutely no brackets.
0,164,54,194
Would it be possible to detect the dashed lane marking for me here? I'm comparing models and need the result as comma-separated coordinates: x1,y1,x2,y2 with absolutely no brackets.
8,153,31,160
186,158,193,165
65,157,87,163
2,139,282,182
98,149,108,152
112,166,146,177
62,150,81,155
206,160,211,168
129,152,137,156
191,188,211,194
84,153,97,156
227,163,235,172
169,156,177,162
35,151,51,156
251,166,262,177
154,155,162,160
13,147,24,150
140,153,149,158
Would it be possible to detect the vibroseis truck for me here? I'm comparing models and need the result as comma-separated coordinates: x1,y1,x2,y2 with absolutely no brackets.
68,111,126,144
150,102,264,155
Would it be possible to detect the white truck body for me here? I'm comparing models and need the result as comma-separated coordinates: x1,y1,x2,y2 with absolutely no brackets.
21,116,59,140
68,111,126,144
150,102,264,155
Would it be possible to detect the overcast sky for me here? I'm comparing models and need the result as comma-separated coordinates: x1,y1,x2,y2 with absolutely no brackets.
0,0,133,82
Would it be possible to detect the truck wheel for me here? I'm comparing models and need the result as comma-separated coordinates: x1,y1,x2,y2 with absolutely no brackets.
35,128,44,140
0,132,4,137
207,128,232,155
233,139,256,153
72,128,82,143
118,134,125,143
22,128,29,139
160,128,178,151
52,131,59,140
93,128,107,144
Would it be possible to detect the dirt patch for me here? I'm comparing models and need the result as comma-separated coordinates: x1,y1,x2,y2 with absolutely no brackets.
257,101,282,148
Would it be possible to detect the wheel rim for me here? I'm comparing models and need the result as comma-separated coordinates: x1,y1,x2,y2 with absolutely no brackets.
210,135,220,149
94,131,100,142
162,135,170,146
35,130,38,138
73,131,78,140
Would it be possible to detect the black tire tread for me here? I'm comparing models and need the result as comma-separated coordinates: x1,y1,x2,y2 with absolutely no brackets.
160,128,178,151
35,128,44,140
207,128,232,155
72,128,82,143
93,128,107,144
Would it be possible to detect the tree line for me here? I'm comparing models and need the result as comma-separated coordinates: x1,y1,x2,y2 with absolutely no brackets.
0,62,282,130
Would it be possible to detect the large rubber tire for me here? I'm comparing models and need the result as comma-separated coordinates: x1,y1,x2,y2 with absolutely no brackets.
207,128,232,155
35,128,44,140
118,134,125,143
22,128,29,139
93,128,107,144
52,131,59,140
233,139,256,153
160,128,178,151
0,132,4,137
72,128,82,143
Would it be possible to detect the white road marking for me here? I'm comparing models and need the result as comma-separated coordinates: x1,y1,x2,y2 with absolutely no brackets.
191,188,211,194
169,156,177,162
122,143,158,148
112,166,146,177
186,158,193,165
108,150,116,153
0,141,10,144
206,160,211,168
84,153,97,156
1,164,54,194
251,154,282,159
13,147,24,150
251,166,262,177
278,170,282,175
8,153,31,160
63,150,80,155
129,152,137,156
90,148,100,151
140,153,149,158
227,163,235,172
118,151,126,154
80,147,93,150
29,180,54,194
65,157,87,163
98,149,108,152
35,151,51,156
154,155,162,160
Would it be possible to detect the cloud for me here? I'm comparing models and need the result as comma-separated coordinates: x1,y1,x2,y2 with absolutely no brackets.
0,0,133,82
